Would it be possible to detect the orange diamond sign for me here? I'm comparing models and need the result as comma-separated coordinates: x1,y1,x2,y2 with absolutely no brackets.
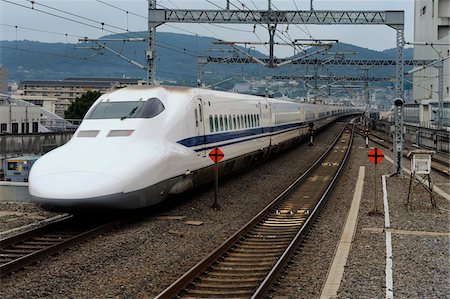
209,147,224,163
368,148,384,164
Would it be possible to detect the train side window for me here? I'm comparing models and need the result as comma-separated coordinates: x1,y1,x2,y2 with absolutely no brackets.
219,115,224,131
237,115,241,129
194,108,198,127
229,115,233,130
198,104,203,122
244,115,248,128
233,115,237,130
257,115,260,126
214,115,219,132
224,115,228,131
209,115,213,132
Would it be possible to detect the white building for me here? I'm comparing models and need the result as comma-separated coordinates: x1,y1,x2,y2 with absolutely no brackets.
412,0,450,126
0,96,42,134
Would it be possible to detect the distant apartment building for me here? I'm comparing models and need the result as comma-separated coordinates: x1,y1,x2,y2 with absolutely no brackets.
0,66,8,94
412,0,450,125
14,77,141,117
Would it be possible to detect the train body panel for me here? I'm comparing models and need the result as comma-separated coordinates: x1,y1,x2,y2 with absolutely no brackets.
29,85,361,211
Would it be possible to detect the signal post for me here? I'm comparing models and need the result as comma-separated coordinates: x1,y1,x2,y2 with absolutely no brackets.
209,147,224,210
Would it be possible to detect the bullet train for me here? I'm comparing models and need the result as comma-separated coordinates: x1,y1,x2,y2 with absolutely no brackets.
29,85,360,211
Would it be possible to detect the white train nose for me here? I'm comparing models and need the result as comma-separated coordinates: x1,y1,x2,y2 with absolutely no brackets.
29,172,123,200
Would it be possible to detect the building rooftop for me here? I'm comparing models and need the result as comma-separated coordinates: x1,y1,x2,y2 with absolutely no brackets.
19,78,141,88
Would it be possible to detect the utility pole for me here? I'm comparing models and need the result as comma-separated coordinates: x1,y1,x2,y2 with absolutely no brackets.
148,0,157,84
434,61,444,128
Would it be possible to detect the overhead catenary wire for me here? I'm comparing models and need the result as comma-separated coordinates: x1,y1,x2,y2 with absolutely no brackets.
0,23,86,40
1,0,138,40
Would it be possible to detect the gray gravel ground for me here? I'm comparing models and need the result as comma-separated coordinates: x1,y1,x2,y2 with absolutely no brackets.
272,129,449,298
2,123,448,299
0,201,58,232
0,123,344,298
337,134,449,298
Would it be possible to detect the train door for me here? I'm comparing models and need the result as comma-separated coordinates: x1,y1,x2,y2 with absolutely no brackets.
259,99,270,147
195,98,207,157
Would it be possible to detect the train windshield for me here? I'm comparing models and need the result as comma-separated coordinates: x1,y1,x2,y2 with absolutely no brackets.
86,98,165,119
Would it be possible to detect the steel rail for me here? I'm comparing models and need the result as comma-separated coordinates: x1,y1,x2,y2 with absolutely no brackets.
155,121,354,298
253,124,354,298
0,216,119,277
0,214,73,248
355,126,449,177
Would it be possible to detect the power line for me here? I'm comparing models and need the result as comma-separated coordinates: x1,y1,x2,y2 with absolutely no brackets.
1,0,136,40
0,45,146,70
0,23,85,39
23,0,136,36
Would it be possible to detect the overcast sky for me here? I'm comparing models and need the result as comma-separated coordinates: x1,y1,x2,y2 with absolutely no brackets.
0,0,414,57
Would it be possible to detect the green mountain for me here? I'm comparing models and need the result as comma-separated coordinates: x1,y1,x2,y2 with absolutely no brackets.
0,31,413,88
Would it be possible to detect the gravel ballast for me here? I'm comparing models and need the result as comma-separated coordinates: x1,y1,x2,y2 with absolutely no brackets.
1,123,343,298
1,122,448,298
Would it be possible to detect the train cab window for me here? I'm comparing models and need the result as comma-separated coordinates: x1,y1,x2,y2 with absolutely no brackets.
86,98,164,119
209,115,213,132
214,115,219,132
219,115,224,131
224,116,228,131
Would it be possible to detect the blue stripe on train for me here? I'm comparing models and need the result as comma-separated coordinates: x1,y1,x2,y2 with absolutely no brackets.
177,122,308,150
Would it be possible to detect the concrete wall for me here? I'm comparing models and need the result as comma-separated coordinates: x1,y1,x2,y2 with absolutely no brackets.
0,131,73,168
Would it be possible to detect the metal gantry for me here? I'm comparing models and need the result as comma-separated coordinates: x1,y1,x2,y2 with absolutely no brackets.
271,75,394,82
147,6,407,174
204,56,433,66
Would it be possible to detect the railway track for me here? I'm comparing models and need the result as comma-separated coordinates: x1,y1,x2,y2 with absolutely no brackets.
355,126,449,177
156,122,354,298
0,214,120,277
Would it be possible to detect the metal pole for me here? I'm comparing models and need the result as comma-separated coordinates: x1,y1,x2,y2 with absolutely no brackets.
212,164,221,209
434,61,444,128
393,26,405,175
147,0,157,84
373,164,378,212
268,25,276,68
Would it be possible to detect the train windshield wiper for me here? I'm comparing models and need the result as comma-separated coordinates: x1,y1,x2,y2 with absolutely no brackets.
120,106,139,120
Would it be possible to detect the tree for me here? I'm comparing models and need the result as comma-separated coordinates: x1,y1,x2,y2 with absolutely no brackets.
64,91,102,119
